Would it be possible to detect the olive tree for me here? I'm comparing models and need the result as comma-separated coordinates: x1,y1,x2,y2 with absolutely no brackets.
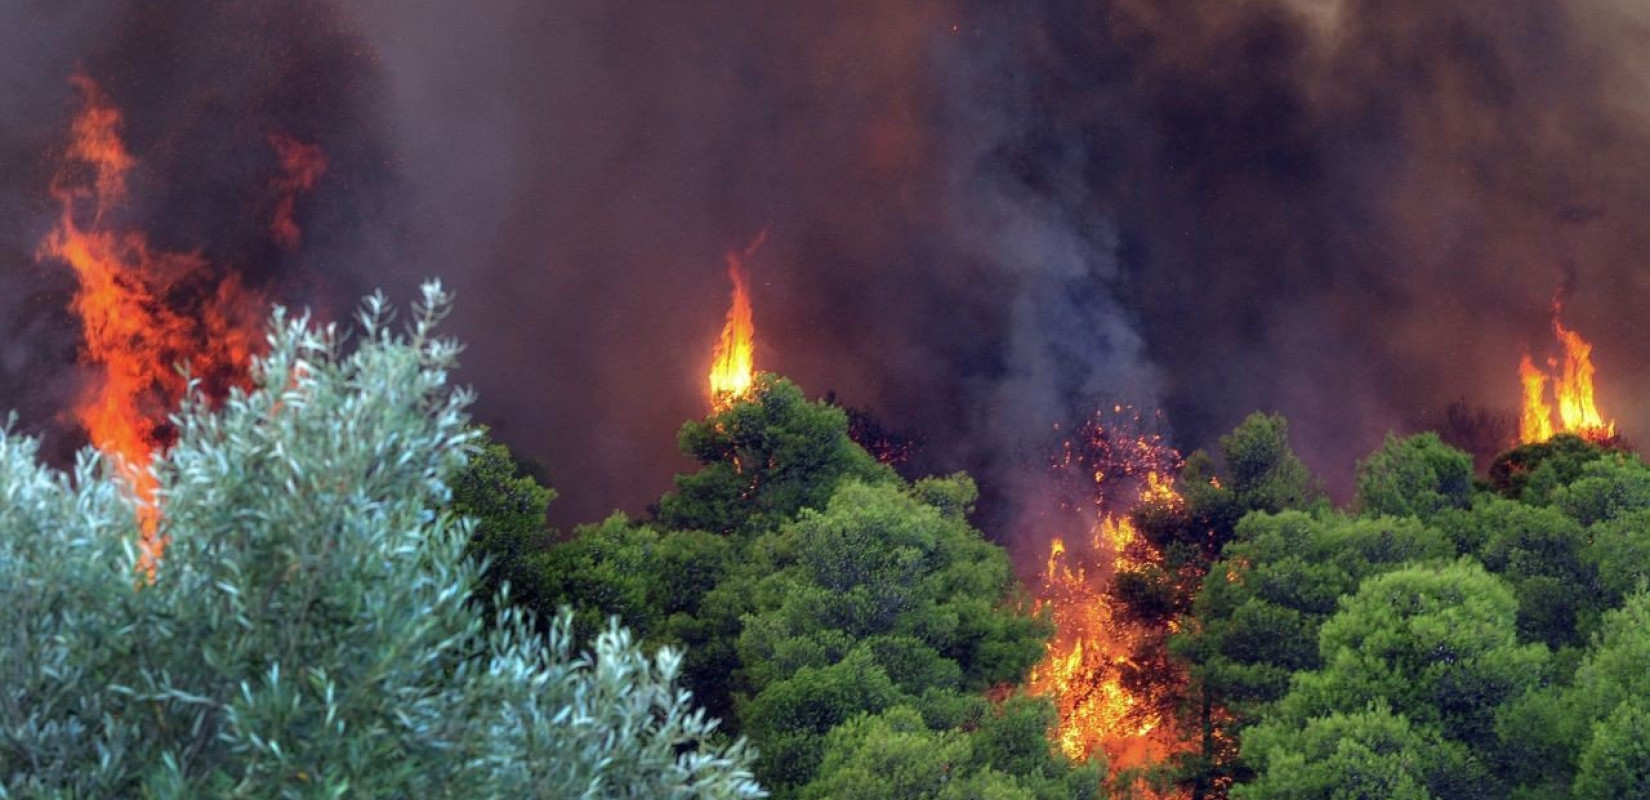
0,285,762,799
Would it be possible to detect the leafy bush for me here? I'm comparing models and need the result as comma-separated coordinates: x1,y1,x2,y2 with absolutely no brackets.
0,285,762,799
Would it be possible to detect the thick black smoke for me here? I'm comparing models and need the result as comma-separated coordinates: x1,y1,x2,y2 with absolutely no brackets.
345,0,1650,526
5,0,1650,540
342,0,1162,530
963,0,1650,499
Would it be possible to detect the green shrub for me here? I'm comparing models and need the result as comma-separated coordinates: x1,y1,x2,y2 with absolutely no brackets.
0,285,762,799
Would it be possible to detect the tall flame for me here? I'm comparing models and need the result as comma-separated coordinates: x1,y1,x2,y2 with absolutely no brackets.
38,75,264,569
1551,318,1612,436
1517,301,1614,444
708,232,767,410
1518,354,1554,444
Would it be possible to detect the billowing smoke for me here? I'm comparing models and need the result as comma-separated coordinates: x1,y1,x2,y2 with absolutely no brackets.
5,0,1650,536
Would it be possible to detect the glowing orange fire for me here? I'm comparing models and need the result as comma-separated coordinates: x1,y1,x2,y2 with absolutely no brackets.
1518,303,1614,443
1027,410,1189,782
38,75,264,569
1030,505,1165,764
1518,354,1554,444
708,232,767,410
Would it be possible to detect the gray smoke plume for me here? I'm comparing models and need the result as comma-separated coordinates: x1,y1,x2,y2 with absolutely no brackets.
331,0,1166,528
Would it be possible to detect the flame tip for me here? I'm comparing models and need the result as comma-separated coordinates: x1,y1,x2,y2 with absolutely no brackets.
708,236,762,411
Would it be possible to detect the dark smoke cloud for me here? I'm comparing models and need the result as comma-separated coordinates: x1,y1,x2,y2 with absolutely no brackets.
6,0,1650,540
340,0,1166,529
348,0,1650,526
969,0,1650,496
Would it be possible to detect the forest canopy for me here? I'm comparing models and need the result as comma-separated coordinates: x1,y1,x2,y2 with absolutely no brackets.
4,291,1650,800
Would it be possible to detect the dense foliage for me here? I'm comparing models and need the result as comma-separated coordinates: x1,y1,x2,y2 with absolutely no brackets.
463,376,1650,800
11,285,1648,799
481,375,1098,799
1115,427,1650,800
0,287,760,799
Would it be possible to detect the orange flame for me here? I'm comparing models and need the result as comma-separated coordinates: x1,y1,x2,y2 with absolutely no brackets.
1518,301,1614,444
1518,354,1554,444
708,232,766,410
1029,481,1179,771
1551,318,1612,437
38,75,263,570
1026,410,1190,788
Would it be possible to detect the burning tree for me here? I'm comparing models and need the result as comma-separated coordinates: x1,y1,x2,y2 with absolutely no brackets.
708,232,767,412
1043,412,1322,799
1022,406,1195,794
1518,301,1616,445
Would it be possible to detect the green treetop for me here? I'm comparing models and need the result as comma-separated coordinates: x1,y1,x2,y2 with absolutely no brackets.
1355,433,1474,520
658,374,897,535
